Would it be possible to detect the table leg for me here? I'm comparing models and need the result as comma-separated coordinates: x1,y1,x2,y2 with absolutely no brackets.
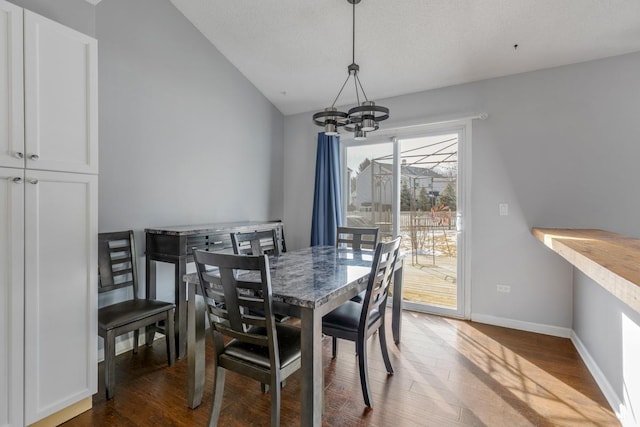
176,258,187,359
187,282,206,408
300,307,323,427
392,258,404,345
145,258,157,345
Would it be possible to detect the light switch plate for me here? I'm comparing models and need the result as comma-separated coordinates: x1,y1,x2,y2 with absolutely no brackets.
499,203,509,216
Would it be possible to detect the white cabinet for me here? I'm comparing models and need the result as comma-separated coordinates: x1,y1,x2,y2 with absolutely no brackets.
0,1,24,169
23,170,97,425
0,167,24,427
0,1,98,426
0,169,97,426
24,11,98,174
0,6,98,174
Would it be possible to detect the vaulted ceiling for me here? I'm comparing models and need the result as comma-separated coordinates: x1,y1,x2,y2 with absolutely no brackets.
115,1,640,116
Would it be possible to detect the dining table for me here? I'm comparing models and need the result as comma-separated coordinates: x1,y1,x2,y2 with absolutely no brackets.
183,245,404,427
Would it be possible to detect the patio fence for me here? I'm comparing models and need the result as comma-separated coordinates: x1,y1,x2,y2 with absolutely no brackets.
347,211,456,231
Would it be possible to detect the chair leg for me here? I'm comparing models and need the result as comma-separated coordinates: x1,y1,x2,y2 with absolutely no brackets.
332,336,338,358
356,337,373,407
133,329,139,354
145,324,155,348
105,330,116,400
261,378,286,394
166,308,176,366
208,367,226,427
379,323,393,374
270,374,281,427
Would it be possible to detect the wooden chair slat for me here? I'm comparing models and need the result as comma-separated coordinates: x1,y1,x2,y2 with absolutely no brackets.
231,229,281,257
336,226,380,251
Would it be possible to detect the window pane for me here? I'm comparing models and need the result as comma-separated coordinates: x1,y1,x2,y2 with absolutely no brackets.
400,133,458,309
345,142,394,241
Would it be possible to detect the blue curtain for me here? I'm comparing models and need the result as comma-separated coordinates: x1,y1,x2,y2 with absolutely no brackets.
310,132,343,246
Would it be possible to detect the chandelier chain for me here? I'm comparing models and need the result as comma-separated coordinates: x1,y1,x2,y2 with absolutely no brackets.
355,74,369,102
331,74,352,108
352,0,356,64
311,0,389,139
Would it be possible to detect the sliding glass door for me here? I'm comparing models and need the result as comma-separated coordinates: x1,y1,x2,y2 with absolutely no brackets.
341,123,469,318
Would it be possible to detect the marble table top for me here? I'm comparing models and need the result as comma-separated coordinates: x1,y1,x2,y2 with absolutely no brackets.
145,220,282,236
184,246,374,309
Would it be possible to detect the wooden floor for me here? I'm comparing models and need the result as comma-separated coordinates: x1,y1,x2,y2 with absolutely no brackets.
63,312,618,426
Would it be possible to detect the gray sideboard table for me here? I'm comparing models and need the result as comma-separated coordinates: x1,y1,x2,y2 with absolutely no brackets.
144,220,286,359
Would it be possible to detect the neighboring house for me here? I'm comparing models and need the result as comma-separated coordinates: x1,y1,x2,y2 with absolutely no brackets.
354,161,452,210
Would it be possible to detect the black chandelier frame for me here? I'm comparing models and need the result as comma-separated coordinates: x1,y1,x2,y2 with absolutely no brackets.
312,0,389,139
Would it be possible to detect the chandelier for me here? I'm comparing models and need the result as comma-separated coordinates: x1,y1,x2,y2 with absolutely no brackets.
312,0,389,140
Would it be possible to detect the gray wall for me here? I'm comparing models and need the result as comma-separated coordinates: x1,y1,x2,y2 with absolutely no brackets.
283,52,640,421
96,0,284,302
574,271,640,425
285,52,640,324
97,0,284,237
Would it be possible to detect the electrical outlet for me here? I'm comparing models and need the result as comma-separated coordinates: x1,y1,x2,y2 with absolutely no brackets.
499,203,509,216
496,284,511,293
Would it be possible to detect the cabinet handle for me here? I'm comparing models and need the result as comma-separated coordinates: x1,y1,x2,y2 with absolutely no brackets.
15,152,24,159
12,177,23,184
27,178,38,185
29,154,40,161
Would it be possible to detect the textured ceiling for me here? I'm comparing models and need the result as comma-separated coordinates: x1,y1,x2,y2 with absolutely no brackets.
167,0,640,116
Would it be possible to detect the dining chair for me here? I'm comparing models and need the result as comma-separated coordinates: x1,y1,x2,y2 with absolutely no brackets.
193,250,301,427
231,229,290,324
322,236,401,408
336,226,380,303
336,226,379,251
98,230,175,399
231,229,282,256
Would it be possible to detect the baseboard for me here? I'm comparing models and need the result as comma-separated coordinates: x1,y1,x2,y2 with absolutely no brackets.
571,332,636,427
470,313,572,338
97,332,154,363
28,396,91,427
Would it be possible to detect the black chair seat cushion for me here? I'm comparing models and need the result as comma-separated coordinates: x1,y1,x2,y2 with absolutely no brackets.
350,290,367,303
322,301,380,334
249,301,293,323
223,324,301,370
99,299,175,330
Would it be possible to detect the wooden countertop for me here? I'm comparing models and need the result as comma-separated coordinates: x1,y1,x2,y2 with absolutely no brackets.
532,228,640,313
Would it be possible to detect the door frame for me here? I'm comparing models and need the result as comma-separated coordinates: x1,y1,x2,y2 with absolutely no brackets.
340,118,472,319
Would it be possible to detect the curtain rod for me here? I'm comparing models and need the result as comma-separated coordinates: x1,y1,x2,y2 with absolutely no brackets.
339,112,488,143
384,112,488,131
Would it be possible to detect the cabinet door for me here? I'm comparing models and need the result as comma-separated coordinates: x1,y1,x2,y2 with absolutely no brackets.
24,11,97,174
23,170,97,425
0,1,24,169
0,167,24,427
